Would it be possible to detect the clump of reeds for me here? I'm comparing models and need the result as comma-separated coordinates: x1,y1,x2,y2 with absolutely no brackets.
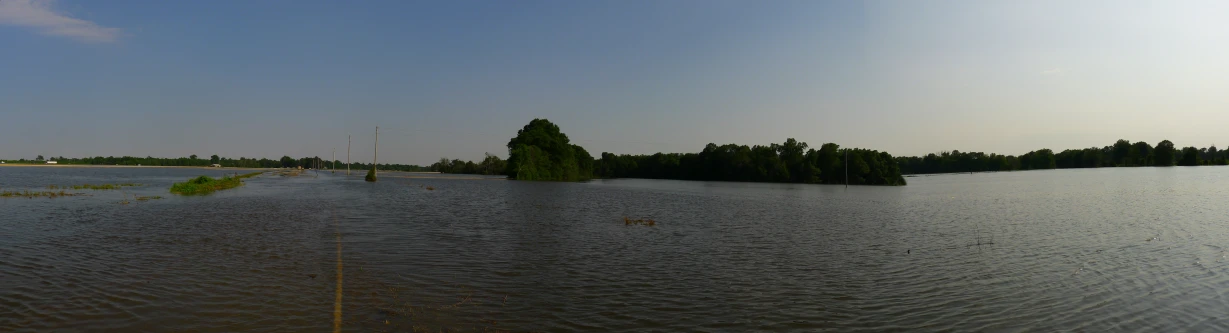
365,168,377,182
424,186,434,191
624,217,656,226
136,196,163,201
0,190,82,198
170,175,244,195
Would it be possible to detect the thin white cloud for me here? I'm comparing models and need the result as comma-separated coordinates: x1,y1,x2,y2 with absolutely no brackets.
0,0,119,43
1041,68,1065,76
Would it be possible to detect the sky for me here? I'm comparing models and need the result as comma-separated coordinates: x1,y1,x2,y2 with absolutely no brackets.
3,0,1228,165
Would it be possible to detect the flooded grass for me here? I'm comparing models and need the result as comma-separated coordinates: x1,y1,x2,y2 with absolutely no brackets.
235,172,263,179
624,217,657,226
0,190,84,198
48,183,142,190
170,175,244,195
135,195,163,201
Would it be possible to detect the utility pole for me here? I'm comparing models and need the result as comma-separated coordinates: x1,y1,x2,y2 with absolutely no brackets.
346,135,351,175
373,126,379,177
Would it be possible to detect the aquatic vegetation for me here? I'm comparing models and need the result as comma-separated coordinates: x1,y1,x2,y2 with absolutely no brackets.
365,168,377,182
424,186,434,191
235,172,263,179
624,217,656,226
0,190,83,198
48,183,141,190
170,175,245,195
135,196,163,201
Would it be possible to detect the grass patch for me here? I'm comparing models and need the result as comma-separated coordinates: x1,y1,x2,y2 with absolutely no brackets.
624,217,657,226
48,183,141,190
0,190,83,198
170,175,246,195
135,195,163,201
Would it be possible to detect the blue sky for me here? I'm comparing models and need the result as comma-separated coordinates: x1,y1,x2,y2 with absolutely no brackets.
3,0,1228,165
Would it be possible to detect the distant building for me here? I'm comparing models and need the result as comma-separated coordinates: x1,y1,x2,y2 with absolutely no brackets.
210,164,223,168
46,161,58,164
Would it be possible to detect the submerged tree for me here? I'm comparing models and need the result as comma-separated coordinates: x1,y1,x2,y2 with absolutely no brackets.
504,119,593,181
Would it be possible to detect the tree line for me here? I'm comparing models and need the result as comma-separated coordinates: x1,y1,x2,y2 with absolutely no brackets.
500,119,906,185
895,139,1229,174
429,153,507,175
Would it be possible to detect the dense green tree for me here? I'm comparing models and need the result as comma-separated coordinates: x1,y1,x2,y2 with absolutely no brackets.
280,156,296,168
1179,146,1200,166
1111,139,1131,166
1130,141,1153,166
1154,140,1176,166
36,155,43,161
505,119,593,181
210,155,220,164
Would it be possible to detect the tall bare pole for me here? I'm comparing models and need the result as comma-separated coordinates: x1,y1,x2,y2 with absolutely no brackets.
346,135,351,175
372,126,379,177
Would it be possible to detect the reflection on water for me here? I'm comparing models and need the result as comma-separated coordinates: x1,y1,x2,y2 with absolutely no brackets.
4,166,1229,331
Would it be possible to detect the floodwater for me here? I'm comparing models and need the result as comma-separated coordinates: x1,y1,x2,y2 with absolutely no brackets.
4,166,1229,332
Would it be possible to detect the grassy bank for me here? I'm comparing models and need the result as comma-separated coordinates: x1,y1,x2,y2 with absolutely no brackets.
170,172,262,195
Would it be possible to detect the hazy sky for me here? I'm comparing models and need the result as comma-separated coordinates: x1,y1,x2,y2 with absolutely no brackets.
3,0,1228,165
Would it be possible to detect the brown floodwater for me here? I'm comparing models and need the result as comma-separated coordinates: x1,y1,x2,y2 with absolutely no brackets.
5,166,1229,332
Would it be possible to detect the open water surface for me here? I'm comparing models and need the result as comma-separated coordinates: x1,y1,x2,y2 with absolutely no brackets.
4,166,1229,332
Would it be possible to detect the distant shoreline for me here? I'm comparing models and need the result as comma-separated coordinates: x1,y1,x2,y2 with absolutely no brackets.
0,164,445,174
0,164,274,172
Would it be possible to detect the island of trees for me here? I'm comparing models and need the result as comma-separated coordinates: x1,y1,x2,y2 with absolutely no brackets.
440,118,906,185
895,139,1229,174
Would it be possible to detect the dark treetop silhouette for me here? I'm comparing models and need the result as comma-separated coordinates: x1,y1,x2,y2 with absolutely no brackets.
894,139,1227,175
494,119,906,186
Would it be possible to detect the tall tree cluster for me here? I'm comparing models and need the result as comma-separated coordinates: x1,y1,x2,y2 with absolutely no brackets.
501,119,906,185
504,119,595,181
595,140,905,186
